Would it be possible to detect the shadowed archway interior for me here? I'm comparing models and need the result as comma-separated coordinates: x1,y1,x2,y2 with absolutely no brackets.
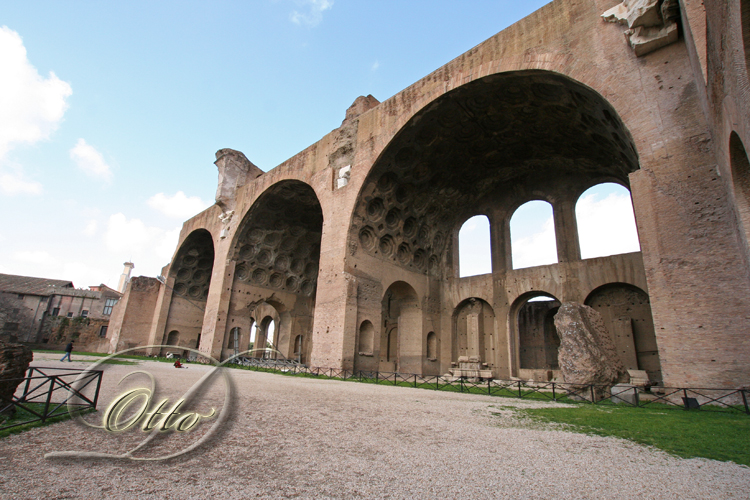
232,181,324,296
349,70,639,278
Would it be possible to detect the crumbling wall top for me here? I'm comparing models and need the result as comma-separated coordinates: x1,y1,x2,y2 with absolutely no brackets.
215,148,264,212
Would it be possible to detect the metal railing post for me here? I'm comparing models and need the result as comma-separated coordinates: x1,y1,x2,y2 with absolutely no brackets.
683,388,689,410
90,371,102,409
20,367,35,403
42,376,55,422
742,390,749,415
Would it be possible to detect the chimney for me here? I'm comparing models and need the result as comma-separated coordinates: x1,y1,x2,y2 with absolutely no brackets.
118,262,134,293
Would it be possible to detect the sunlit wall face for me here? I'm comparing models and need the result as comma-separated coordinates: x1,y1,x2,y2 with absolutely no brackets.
575,183,640,259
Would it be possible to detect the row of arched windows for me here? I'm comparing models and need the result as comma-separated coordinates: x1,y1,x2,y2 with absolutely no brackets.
458,182,641,276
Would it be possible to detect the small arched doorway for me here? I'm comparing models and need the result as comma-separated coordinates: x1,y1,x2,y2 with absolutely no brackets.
513,292,561,381
585,283,661,383
452,298,496,375
380,281,421,374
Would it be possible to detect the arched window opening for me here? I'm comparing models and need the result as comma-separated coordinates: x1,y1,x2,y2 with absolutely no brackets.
358,320,374,355
249,322,257,351
228,327,240,354
576,183,640,259
426,332,437,361
516,293,561,376
730,133,750,246
510,201,557,269
458,215,492,277
265,319,276,359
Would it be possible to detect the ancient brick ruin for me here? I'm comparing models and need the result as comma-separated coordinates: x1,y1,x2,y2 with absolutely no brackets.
109,0,750,388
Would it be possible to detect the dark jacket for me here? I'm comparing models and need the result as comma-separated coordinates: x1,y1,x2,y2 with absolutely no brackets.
65,342,73,353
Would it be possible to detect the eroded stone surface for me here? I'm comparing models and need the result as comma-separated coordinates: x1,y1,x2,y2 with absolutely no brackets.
215,148,264,212
0,341,32,415
554,302,626,389
602,0,680,56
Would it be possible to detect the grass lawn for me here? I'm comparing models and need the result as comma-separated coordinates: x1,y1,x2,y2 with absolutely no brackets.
514,404,750,466
0,403,95,439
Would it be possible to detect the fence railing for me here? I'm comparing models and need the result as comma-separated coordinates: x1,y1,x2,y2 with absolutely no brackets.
0,366,103,432
223,362,750,415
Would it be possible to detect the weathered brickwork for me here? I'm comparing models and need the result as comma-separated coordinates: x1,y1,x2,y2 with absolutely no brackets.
108,0,750,388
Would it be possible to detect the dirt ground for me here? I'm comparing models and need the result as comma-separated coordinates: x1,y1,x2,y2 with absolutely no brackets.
0,353,748,499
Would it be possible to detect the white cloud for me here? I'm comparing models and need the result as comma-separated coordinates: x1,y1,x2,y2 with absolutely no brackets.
371,61,380,71
290,0,333,26
147,191,211,219
511,216,558,270
0,26,72,160
83,219,98,236
576,191,640,259
0,166,43,195
104,213,180,275
70,138,113,182
12,250,56,265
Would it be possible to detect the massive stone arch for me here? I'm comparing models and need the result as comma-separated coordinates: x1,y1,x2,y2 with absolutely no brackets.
161,229,215,355
224,180,323,363
347,70,639,280
345,69,641,378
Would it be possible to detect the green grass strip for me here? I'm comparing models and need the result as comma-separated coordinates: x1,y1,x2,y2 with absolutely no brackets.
516,405,750,466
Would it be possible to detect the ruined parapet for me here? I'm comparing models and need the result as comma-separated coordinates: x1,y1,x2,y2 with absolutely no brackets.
331,95,380,190
214,149,264,212
342,95,379,126
602,0,680,56
554,302,626,393
0,341,32,416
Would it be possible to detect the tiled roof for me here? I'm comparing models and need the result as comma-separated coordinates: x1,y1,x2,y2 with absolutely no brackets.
0,273,75,296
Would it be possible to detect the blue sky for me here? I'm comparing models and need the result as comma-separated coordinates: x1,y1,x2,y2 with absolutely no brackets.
0,1,637,289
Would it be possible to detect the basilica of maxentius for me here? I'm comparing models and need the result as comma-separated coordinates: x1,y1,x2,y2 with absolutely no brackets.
108,0,750,390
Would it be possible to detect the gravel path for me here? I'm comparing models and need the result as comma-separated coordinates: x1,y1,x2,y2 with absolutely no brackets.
0,354,748,499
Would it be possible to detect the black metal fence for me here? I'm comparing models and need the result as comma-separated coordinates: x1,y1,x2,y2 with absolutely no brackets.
0,366,103,432
226,360,750,415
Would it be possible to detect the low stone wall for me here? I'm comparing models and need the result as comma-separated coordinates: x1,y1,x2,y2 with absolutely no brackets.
37,316,110,353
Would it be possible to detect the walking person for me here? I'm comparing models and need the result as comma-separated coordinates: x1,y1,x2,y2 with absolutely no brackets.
60,341,74,362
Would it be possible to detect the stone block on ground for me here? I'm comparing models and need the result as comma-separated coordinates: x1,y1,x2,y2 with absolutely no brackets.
554,302,626,398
